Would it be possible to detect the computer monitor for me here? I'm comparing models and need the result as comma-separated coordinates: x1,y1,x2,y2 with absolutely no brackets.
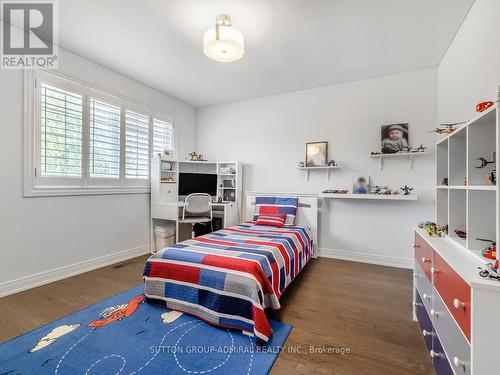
179,173,217,197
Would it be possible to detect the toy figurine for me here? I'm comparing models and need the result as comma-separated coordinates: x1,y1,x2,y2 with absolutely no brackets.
475,153,496,169
327,160,337,167
416,144,427,152
429,122,466,134
400,185,414,195
476,101,494,113
297,161,305,168
188,152,206,161
487,169,496,185
477,238,497,260
418,221,445,237
478,260,500,281
442,177,448,186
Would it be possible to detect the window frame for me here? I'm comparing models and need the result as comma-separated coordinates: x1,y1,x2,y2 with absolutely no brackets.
152,114,175,158
23,70,175,197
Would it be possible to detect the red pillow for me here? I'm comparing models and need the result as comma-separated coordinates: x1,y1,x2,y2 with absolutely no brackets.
255,213,287,227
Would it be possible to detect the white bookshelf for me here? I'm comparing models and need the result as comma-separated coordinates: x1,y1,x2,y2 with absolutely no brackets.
216,161,242,205
436,105,498,262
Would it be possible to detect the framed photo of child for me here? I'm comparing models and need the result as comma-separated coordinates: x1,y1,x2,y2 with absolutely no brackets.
381,123,409,154
305,141,328,167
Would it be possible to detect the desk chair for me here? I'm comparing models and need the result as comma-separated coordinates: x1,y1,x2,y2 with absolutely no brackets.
179,193,213,238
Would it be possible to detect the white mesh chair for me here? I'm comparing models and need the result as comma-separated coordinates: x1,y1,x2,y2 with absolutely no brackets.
179,193,213,238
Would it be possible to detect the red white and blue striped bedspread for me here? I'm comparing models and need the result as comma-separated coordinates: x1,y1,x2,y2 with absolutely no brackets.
143,222,314,343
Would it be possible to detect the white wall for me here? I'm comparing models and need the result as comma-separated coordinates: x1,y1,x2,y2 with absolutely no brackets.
197,68,437,268
0,48,196,296
438,0,500,122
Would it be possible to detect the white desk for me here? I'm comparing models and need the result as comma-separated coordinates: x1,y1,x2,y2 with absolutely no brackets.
151,201,239,247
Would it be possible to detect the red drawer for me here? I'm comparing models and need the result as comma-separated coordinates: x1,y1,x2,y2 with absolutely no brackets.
434,251,471,342
414,233,434,282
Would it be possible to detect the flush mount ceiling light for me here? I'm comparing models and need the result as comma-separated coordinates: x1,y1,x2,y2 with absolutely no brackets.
203,14,244,63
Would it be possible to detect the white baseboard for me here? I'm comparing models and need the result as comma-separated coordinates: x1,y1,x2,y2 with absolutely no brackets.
0,245,150,298
318,248,413,269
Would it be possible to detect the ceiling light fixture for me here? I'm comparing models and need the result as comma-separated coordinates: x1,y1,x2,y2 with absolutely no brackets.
203,14,244,63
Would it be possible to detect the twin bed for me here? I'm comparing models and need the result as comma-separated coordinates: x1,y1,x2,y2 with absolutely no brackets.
143,192,318,343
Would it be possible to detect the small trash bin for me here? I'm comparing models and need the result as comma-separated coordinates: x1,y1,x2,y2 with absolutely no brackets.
154,224,175,251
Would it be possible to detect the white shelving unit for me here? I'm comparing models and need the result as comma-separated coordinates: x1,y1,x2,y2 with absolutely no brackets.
216,161,242,205
370,151,426,170
320,193,417,201
297,165,340,181
436,105,498,263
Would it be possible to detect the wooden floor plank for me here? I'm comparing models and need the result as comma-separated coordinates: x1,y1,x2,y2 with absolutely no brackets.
0,256,434,374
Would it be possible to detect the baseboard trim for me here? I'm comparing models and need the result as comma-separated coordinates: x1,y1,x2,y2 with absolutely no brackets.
0,245,150,298
318,248,413,269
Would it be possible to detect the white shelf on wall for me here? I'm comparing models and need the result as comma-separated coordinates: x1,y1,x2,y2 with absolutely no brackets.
370,151,427,170
320,193,417,201
297,165,340,181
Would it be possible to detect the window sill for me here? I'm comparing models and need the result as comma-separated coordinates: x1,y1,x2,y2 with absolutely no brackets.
23,186,150,198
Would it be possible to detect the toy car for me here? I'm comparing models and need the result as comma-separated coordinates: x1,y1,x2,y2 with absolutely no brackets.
478,260,500,281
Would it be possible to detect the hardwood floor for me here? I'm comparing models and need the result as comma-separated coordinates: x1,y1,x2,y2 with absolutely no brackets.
0,257,434,375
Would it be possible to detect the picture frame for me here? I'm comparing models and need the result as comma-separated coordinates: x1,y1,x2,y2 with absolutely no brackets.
305,141,328,167
380,123,409,154
353,175,370,194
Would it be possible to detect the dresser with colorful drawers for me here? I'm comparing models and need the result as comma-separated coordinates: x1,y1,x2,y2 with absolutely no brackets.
413,228,500,375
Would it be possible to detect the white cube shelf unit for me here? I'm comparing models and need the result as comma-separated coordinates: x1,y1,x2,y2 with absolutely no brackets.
435,105,498,262
216,161,242,204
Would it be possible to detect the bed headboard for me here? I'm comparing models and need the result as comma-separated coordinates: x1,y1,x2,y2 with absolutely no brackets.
245,191,318,256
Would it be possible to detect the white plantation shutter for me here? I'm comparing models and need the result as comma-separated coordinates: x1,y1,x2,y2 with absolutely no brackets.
152,118,173,156
29,71,175,195
89,99,121,178
125,110,150,179
40,83,83,177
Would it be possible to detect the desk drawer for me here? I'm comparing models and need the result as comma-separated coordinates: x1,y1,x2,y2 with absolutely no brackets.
415,262,433,313
434,252,471,342
414,233,434,282
415,291,433,352
432,287,471,375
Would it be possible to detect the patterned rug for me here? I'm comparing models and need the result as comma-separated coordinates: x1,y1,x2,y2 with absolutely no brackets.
0,285,292,374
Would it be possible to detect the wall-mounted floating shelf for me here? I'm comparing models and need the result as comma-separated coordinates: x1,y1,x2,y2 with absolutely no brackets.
297,165,340,181
370,152,427,170
320,193,417,201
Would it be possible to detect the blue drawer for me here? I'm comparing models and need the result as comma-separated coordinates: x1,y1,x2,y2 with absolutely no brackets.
433,331,454,375
415,290,433,352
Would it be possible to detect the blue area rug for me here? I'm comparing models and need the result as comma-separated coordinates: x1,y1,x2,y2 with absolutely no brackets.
0,285,292,375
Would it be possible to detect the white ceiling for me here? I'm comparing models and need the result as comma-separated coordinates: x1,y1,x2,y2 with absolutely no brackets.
59,0,475,107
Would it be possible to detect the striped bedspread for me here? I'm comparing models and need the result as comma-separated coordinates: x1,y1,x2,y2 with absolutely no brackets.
143,222,314,343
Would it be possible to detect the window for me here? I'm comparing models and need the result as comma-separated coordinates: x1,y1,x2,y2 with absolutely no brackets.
89,99,120,178
152,118,173,156
40,83,83,177
125,110,150,179
25,70,175,196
